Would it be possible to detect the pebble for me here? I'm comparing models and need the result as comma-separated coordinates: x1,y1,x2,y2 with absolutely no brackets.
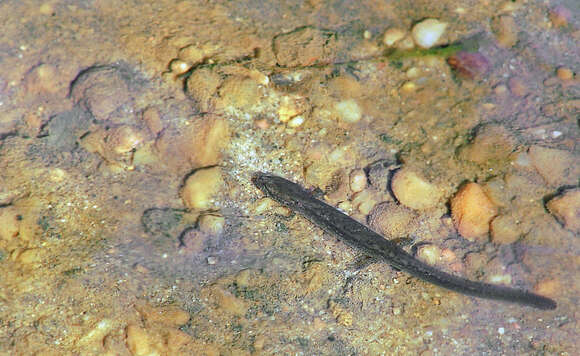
528,145,580,186
0,206,21,241
556,67,574,81
210,287,247,316
349,169,367,193
400,81,417,94
383,28,406,47
273,26,337,67
180,167,224,210
391,168,442,210
546,189,580,233
69,65,131,121
178,44,211,65
141,107,163,136
278,95,307,123
451,183,497,241
169,59,190,75
351,189,377,215
416,244,441,265
508,77,527,97
235,269,252,288
185,68,222,112
106,125,143,154
492,16,518,48
134,301,190,327
490,214,521,244
549,5,571,28
334,99,362,123
494,84,508,96
368,202,416,237
198,214,225,235
287,115,305,128
15,248,42,264
23,63,59,95
125,324,154,356
459,124,516,165
329,301,353,326
534,278,560,298
446,51,490,80
411,19,448,49
217,76,261,111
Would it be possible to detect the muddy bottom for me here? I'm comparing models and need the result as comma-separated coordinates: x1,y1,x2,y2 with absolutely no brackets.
0,0,578,355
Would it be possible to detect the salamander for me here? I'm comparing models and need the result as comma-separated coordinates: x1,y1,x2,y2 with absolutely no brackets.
252,172,556,310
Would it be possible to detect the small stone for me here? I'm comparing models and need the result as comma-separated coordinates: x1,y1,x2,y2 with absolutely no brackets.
490,215,522,244
253,335,266,351
0,206,21,241
125,324,153,356
349,169,367,193
39,3,55,15
198,214,225,235
180,167,224,210
494,84,508,96
556,67,574,81
528,145,580,187
106,126,143,154
416,244,441,265
487,273,512,285
169,59,190,75
185,68,222,112
329,301,353,326
546,189,580,233
493,16,518,48
141,107,163,136
451,183,498,241
207,256,217,265
411,19,448,49
273,26,337,67
400,81,417,94
351,189,377,215
383,28,406,47
211,288,247,316
391,169,442,210
534,278,560,298
508,77,527,97
368,202,416,237
178,45,205,65
253,197,277,215
134,302,190,327
69,65,131,121
447,51,490,80
459,124,516,165
16,248,42,264
24,63,60,95
235,269,252,288
334,99,362,123
278,95,307,123
396,35,415,50
217,76,261,111
549,5,571,28
287,115,305,128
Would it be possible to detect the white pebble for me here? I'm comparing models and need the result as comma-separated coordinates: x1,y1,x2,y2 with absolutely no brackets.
383,28,406,47
287,115,305,128
349,169,367,193
411,19,448,49
334,99,362,123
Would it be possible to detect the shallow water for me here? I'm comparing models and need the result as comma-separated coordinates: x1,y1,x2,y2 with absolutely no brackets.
0,0,578,355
